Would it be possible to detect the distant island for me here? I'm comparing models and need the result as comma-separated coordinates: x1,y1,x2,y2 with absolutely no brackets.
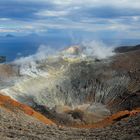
5,34,15,38
0,56,6,63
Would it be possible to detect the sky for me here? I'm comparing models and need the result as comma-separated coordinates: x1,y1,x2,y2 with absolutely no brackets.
0,0,140,39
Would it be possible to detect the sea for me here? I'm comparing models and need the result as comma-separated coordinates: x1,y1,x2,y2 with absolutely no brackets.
0,35,139,62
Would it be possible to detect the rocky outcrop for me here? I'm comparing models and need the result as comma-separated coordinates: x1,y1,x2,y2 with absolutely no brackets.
0,56,6,63
114,44,140,53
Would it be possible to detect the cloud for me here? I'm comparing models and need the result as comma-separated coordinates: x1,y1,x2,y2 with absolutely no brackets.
0,18,11,21
0,29,18,33
50,0,140,9
35,10,69,17
7,0,140,10
0,0,140,39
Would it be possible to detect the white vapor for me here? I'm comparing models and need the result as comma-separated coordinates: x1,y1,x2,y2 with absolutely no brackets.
14,45,56,65
13,41,115,77
13,45,57,77
81,40,115,59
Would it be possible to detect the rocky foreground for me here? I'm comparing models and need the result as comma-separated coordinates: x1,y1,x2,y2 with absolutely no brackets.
0,93,140,140
0,104,140,140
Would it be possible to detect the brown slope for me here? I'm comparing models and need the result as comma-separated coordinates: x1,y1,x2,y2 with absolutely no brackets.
0,93,55,125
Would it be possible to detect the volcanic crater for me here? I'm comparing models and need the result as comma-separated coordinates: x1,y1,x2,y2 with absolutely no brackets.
1,45,140,128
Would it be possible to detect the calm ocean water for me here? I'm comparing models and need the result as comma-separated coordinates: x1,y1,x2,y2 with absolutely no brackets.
0,36,71,62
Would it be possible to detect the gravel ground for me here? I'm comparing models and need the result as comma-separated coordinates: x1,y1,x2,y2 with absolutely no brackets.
0,107,140,140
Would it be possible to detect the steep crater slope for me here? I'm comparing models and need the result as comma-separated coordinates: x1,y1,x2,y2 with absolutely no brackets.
0,94,54,125
1,47,140,126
